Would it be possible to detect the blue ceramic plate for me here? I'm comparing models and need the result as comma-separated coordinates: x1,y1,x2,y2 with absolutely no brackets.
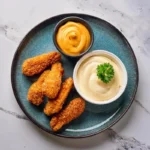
11,13,138,138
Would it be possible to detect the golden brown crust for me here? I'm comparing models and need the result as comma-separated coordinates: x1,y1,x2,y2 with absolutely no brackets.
42,62,64,99
22,52,61,76
50,98,85,132
44,77,73,116
27,70,50,105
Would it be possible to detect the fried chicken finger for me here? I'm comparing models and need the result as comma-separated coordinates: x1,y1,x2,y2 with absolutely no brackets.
42,62,64,99
50,98,85,132
27,70,50,105
44,77,73,116
22,51,61,76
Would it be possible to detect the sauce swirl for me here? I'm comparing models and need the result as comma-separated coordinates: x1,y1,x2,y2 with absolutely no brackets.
56,21,91,56
77,56,122,101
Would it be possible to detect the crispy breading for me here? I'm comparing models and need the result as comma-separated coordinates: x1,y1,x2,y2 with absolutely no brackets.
42,62,64,99
27,70,50,105
44,77,73,116
50,98,85,132
22,52,61,76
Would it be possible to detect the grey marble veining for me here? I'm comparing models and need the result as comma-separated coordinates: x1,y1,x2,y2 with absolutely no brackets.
108,129,150,150
0,107,28,120
0,22,22,43
135,99,150,115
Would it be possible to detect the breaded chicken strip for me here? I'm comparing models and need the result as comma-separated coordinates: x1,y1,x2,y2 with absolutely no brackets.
27,70,50,105
50,98,85,132
44,77,73,116
43,62,64,99
22,52,61,76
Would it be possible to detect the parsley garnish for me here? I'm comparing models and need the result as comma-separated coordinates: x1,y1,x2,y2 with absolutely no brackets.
97,63,114,83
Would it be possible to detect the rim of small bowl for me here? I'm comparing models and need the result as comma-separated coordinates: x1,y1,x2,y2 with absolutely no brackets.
53,16,94,58
73,50,128,105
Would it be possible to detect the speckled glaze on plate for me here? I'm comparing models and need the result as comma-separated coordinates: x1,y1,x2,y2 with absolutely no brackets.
11,13,138,138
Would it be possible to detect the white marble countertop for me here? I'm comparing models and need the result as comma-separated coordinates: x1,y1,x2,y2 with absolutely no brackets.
0,0,150,149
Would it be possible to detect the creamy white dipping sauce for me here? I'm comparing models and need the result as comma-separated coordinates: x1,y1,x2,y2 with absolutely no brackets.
77,56,122,101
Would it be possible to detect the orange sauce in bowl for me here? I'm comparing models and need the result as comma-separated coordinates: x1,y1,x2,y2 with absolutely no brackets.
56,21,91,56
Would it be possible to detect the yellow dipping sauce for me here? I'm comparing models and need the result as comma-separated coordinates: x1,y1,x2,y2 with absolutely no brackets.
56,21,91,56
77,56,122,101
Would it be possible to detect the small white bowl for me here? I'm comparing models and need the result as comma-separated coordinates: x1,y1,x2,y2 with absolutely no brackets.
73,50,128,105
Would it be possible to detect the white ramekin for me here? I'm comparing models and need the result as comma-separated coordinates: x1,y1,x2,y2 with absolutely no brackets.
73,50,128,105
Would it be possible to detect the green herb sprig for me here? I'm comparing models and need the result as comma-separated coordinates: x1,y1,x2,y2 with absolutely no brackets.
97,63,114,83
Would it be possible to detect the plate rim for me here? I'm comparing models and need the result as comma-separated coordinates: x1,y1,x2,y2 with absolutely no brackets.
11,13,139,138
